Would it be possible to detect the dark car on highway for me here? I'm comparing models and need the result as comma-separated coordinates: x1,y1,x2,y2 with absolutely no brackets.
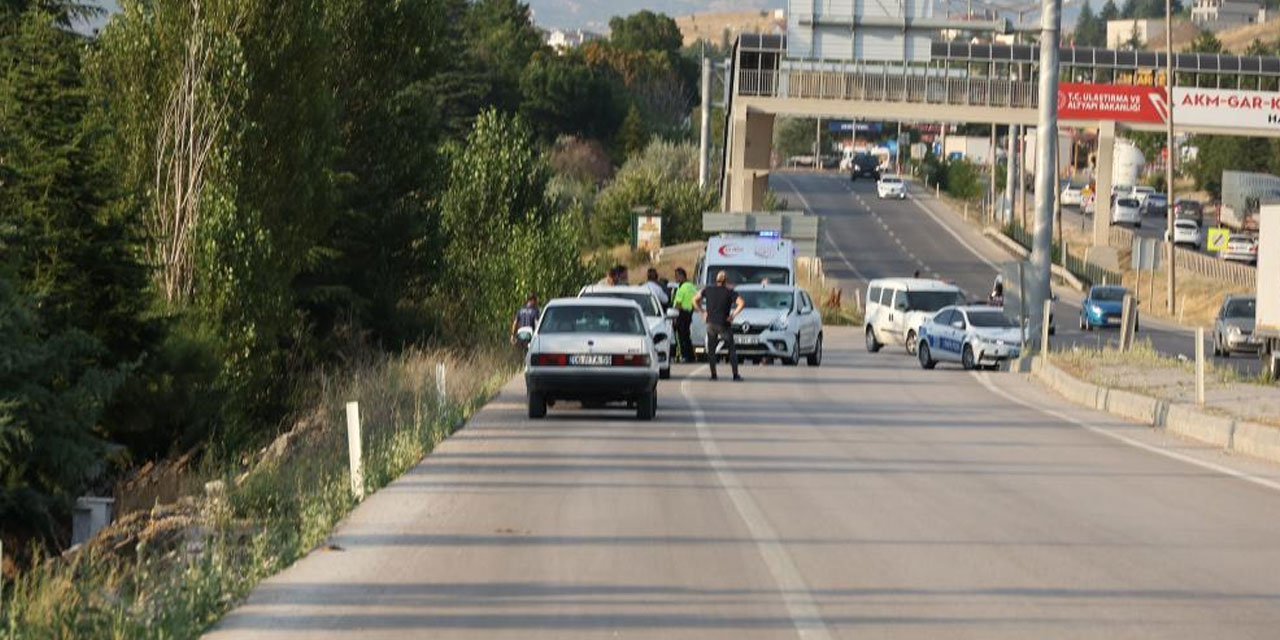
849,153,880,181
1173,198,1204,224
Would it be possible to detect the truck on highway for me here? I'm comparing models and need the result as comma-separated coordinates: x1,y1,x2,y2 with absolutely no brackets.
1257,203,1280,379
1220,170,1280,232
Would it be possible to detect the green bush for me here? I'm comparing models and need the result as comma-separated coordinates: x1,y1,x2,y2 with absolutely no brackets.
945,159,983,201
592,139,717,247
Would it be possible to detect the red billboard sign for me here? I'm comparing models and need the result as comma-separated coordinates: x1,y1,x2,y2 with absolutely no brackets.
1057,83,1169,124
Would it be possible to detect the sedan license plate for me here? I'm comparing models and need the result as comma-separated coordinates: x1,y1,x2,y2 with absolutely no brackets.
736,336,759,345
569,354,611,366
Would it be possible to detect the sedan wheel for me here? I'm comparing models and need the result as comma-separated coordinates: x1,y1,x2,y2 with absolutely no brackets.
962,344,977,371
636,391,655,421
659,365,671,379
783,340,800,366
806,334,823,366
527,393,547,419
918,341,937,369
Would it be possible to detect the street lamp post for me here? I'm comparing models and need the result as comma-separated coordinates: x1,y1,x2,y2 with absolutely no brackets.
1164,0,1177,314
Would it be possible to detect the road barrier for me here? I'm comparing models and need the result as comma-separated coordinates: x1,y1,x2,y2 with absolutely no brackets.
1105,224,1256,288
1003,222,1122,288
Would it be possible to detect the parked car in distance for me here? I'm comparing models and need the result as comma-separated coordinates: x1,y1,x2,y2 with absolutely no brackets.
1110,196,1142,227
877,175,907,199
522,298,660,420
1173,198,1204,224
1213,295,1258,357
1222,234,1259,264
1130,185,1155,207
1060,182,1084,207
1166,218,1201,249
1079,285,1138,331
1143,192,1168,217
724,284,823,366
917,306,1022,371
579,285,677,379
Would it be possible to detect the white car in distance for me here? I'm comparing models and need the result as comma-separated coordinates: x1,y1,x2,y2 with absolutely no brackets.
877,175,907,199
1060,182,1083,207
1166,219,1201,249
579,285,676,379
1110,196,1142,228
520,298,660,420
1130,185,1155,207
917,305,1022,370
724,284,823,366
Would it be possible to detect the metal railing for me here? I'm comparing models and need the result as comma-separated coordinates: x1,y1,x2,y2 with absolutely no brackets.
1004,222,1122,288
738,68,1039,108
1106,225,1256,288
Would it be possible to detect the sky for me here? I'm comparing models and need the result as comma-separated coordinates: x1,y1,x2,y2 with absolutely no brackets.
76,0,1087,41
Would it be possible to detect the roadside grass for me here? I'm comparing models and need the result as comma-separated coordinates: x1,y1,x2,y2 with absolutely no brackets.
1052,338,1266,388
1119,268,1250,329
2,347,517,639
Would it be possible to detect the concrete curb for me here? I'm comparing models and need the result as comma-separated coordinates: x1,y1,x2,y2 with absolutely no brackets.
1020,356,1280,464
980,229,1087,292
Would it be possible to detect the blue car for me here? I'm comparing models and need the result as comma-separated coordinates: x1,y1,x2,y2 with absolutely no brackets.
1079,285,1138,331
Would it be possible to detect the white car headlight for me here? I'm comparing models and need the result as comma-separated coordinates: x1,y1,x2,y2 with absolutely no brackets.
1228,325,1242,335
1090,304,1103,314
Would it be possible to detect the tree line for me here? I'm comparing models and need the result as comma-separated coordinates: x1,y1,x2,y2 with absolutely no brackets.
1,0,717,560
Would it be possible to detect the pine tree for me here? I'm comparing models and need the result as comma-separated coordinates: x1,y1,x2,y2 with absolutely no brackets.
1100,0,1121,21
617,104,648,159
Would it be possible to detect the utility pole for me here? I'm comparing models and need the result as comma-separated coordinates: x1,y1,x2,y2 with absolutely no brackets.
1030,0,1063,350
1006,124,1016,224
1164,0,1177,314
815,117,823,167
699,55,711,188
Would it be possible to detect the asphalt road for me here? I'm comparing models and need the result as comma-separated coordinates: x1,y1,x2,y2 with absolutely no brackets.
207,328,1280,639
769,172,1261,376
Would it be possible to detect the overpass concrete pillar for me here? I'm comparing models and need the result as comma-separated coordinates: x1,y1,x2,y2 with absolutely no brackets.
1087,120,1121,271
724,107,774,212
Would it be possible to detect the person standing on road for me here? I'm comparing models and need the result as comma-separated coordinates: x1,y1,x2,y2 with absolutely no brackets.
671,267,697,363
511,294,540,343
644,267,669,307
694,270,745,381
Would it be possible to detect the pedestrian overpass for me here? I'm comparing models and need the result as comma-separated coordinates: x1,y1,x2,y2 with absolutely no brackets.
722,34,1280,250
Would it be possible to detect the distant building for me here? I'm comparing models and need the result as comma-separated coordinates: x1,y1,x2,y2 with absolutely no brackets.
675,9,785,48
545,28,601,51
1190,0,1266,31
1106,19,1163,49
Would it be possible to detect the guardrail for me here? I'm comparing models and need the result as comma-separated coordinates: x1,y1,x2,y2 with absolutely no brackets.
1004,222,1122,288
1106,224,1256,288
738,68,1039,108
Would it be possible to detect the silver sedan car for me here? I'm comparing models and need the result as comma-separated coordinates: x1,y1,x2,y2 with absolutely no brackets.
1213,295,1258,357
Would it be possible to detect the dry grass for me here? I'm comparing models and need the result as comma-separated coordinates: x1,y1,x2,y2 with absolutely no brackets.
1120,267,1250,328
2,346,518,639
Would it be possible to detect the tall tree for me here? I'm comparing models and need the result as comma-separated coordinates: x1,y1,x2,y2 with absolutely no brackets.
1074,1,1105,46
609,10,683,54
1188,29,1224,53
520,51,623,141
1100,0,1121,21
463,0,547,114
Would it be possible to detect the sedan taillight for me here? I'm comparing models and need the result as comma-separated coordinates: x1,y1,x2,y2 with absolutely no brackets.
533,354,568,366
611,354,650,367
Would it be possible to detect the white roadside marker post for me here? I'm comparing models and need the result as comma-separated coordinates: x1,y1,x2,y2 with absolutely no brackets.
345,402,364,501
1196,327,1206,407
1120,294,1134,352
1042,299,1053,358
436,362,447,405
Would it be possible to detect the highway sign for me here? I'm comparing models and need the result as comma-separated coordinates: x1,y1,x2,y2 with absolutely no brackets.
1207,227,1231,253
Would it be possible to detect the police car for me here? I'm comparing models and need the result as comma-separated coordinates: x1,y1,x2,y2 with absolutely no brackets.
916,305,1021,370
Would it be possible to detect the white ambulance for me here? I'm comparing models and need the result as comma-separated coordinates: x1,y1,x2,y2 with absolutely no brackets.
692,233,796,355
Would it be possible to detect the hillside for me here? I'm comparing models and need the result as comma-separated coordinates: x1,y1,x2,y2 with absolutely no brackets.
674,9,786,47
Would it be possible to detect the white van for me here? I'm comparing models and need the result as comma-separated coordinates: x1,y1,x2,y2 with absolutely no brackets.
692,233,796,355
864,278,966,355
697,233,796,287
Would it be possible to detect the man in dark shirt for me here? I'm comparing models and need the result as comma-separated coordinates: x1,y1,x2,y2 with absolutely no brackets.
511,294,540,343
694,270,746,381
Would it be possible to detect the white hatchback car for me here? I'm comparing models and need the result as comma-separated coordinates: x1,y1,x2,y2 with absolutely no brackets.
877,175,907,199
723,284,823,366
1110,196,1142,227
917,305,1022,370
521,298,661,420
1166,219,1201,249
1060,182,1083,207
579,285,677,379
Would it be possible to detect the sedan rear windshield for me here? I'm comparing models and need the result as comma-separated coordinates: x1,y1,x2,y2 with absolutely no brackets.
580,292,659,316
904,290,966,312
967,310,1018,328
1223,298,1256,319
1116,198,1140,207
539,306,645,335
1092,287,1127,302
740,290,793,310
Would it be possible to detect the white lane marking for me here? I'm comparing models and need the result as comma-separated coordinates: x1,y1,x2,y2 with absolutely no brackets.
907,192,999,269
681,371,834,639
971,371,1280,494
825,230,871,283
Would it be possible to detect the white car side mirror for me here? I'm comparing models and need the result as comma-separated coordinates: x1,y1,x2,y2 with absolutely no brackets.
665,308,679,319
951,321,965,329
515,326,533,342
